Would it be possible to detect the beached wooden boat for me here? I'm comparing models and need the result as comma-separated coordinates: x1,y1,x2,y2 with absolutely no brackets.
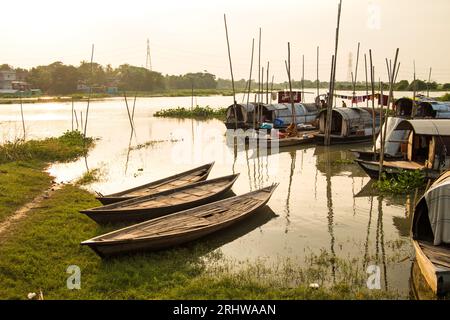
81,184,279,257
412,170,450,296
96,162,214,205
82,174,239,225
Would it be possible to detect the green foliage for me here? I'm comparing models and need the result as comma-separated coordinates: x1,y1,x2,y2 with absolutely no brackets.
443,83,450,90
0,130,93,164
75,168,103,186
374,170,425,194
166,72,217,90
437,93,450,102
154,106,227,120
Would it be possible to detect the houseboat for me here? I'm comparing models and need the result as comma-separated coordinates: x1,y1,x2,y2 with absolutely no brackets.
224,90,319,130
315,107,381,145
355,119,450,179
351,97,450,161
411,170,450,296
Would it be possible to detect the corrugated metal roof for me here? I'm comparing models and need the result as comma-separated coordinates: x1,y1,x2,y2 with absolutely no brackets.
395,119,450,136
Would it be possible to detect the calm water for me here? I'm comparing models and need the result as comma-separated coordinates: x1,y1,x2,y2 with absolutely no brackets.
1,92,440,298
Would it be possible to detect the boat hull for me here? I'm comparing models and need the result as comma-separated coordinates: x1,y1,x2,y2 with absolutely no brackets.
355,159,441,180
315,133,374,145
82,185,277,258
413,240,450,296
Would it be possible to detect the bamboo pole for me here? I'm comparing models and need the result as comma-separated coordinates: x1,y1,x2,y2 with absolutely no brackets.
325,0,342,146
83,44,95,138
379,48,400,180
427,67,432,98
71,97,74,131
123,92,135,134
270,75,274,92
412,60,417,118
246,38,255,129
352,42,360,106
74,108,79,130
223,14,238,130
369,50,376,159
266,61,269,104
80,111,83,133
301,54,305,102
285,42,297,134
364,54,369,108
316,46,320,99
325,55,335,144
257,27,262,128
19,91,26,140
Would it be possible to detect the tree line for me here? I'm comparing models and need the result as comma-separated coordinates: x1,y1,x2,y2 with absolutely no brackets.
1,63,449,95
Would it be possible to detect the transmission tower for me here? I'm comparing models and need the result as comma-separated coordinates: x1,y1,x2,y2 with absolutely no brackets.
146,39,152,71
347,52,353,82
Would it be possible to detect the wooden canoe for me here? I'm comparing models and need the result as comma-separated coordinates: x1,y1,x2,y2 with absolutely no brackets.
81,183,279,257
82,174,239,225
96,162,214,205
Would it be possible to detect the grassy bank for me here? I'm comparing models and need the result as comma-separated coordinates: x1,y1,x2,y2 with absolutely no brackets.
0,131,94,222
154,106,227,120
0,184,402,299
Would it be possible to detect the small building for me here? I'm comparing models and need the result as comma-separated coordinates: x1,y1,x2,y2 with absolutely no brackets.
0,70,17,92
316,107,380,144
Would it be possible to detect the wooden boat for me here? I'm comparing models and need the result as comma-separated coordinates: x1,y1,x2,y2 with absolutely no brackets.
81,183,279,257
96,162,214,205
411,170,450,296
82,174,239,225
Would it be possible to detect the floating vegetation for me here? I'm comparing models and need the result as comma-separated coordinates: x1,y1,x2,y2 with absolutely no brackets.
154,106,227,120
374,170,425,194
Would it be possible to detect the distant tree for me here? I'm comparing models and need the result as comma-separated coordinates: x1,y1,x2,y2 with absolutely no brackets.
408,79,428,91
395,80,409,91
443,83,450,90
0,64,12,71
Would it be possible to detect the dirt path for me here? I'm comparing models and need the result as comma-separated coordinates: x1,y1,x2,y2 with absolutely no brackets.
0,182,64,237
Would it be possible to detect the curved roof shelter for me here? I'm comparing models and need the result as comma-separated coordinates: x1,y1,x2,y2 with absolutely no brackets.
394,119,450,136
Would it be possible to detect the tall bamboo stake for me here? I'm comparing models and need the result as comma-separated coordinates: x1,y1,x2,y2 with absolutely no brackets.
83,44,95,138
285,42,297,133
266,61,269,104
369,50,376,158
325,0,342,146
412,60,417,118
246,38,255,129
352,42,360,106
427,67,432,98
301,54,305,102
379,48,400,180
316,46,320,99
223,14,238,130
74,108,79,130
364,54,369,108
123,92,135,133
270,75,274,93
257,27,262,127
71,97,74,131
19,91,26,140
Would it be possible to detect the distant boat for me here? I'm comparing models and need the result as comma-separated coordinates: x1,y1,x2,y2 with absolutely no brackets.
81,184,279,258
96,162,214,205
411,170,450,296
355,119,450,179
81,174,239,225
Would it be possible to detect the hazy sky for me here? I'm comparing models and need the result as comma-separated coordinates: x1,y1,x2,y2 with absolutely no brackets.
2,0,450,82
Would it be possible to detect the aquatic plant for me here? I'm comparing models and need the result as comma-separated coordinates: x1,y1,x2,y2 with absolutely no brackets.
374,170,425,194
154,106,227,120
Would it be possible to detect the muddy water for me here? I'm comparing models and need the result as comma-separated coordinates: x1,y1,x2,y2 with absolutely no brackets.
0,93,434,297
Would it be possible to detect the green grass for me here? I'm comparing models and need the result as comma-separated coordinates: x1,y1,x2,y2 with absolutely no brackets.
437,93,450,101
154,106,227,120
0,185,402,299
0,161,52,223
0,130,93,164
0,131,94,222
